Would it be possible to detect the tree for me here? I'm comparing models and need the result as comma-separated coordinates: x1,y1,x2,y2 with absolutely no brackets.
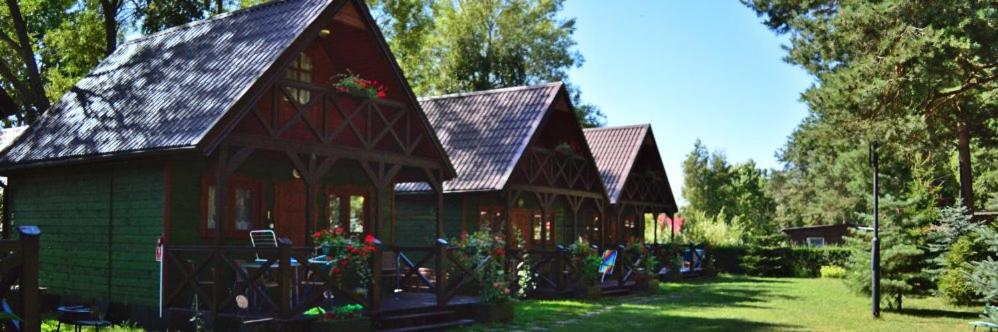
372,0,605,127
744,0,998,212
681,140,777,241
0,0,248,127
845,195,933,311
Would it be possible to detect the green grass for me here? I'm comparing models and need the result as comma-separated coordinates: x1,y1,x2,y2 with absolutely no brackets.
466,275,982,332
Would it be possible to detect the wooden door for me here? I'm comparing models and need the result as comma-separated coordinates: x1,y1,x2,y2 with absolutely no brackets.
511,209,531,249
274,180,307,245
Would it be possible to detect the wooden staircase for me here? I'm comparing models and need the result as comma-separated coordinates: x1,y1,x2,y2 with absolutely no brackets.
375,306,476,332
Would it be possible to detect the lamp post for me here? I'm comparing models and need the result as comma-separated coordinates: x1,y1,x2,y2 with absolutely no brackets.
870,141,881,318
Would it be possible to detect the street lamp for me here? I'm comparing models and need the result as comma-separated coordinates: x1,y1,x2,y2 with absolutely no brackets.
870,141,881,318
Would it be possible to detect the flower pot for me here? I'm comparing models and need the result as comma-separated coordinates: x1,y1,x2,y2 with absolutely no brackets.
473,302,515,323
310,317,371,332
645,279,660,294
574,284,602,300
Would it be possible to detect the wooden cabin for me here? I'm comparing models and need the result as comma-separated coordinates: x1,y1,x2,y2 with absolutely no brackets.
395,83,610,252
583,125,678,245
0,0,456,326
782,224,852,246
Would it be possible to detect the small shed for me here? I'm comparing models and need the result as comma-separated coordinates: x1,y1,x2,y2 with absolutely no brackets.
781,224,852,246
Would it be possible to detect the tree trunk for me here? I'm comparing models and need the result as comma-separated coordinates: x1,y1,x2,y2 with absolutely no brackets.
4,0,50,117
100,0,119,56
957,121,974,212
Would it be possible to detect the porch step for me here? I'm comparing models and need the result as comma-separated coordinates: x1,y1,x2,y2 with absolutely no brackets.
377,319,476,332
601,287,630,297
379,310,457,323
376,307,477,331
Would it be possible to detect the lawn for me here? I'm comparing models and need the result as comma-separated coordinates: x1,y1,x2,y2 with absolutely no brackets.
466,275,982,332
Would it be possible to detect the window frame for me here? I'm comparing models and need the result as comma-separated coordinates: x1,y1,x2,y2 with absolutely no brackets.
805,237,826,247
322,185,371,235
284,52,313,104
200,175,265,239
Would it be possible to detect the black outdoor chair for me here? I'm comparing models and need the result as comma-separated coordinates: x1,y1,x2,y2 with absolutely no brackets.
55,301,111,331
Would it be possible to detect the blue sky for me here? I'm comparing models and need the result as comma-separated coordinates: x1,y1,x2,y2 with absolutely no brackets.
562,1,814,205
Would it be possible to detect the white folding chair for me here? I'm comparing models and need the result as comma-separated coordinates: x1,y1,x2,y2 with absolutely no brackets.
249,230,278,262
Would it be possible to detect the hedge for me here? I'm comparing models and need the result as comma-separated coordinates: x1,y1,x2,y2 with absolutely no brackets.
710,245,851,277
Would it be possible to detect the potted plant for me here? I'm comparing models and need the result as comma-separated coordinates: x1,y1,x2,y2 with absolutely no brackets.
330,70,386,100
569,238,602,299
306,304,371,331
663,243,684,282
311,227,376,295
624,240,659,293
451,227,516,323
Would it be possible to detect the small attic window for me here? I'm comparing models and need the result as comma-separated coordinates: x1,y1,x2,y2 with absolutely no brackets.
285,52,312,104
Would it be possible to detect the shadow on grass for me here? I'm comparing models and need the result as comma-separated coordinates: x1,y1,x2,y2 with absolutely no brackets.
559,303,806,332
661,275,799,309
895,308,979,320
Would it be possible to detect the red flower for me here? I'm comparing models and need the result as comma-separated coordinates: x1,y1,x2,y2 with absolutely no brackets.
339,259,349,267
346,245,354,252
334,227,344,235
332,267,341,274
364,234,375,245
312,231,322,239
376,90,386,99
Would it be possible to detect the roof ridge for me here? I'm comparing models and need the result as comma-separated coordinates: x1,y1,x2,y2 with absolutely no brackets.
418,81,562,101
120,0,313,47
583,123,651,132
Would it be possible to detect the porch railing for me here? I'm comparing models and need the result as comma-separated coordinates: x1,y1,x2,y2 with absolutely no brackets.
163,241,380,323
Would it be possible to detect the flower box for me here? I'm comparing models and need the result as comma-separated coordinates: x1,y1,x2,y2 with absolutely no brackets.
310,317,371,332
473,302,514,323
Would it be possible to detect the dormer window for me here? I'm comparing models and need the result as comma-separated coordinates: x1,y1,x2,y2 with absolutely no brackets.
285,52,312,104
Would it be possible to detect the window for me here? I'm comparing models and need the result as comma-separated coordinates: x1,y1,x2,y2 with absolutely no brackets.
285,52,312,104
531,212,555,249
324,186,369,235
806,237,826,247
478,207,505,232
201,176,263,238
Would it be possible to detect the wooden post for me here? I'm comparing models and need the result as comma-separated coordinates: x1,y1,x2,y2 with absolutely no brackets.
369,238,382,315
18,225,40,332
434,183,447,306
555,246,565,291
278,239,292,319
304,178,317,247
1,183,10,240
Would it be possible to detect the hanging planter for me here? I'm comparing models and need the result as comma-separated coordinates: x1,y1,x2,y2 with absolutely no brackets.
330,70,387,100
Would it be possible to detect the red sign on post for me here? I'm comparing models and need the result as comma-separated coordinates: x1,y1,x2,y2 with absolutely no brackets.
155,236,163,262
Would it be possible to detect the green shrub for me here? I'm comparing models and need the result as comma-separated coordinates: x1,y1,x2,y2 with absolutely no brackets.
720,245,851,277
939,235,987,305
820,265,846,278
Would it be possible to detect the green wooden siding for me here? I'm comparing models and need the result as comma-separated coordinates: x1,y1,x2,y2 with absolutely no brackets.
395,194,462,246
9,161,164,306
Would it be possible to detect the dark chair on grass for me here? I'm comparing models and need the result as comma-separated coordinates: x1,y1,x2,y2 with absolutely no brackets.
56,301,111,332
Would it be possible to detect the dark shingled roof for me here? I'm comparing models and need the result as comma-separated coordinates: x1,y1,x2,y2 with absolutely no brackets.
0,0,331,167
397,82,563,192
583,124,653,204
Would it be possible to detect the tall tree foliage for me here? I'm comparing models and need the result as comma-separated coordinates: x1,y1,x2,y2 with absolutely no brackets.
681,140,777,241
371,0,604,127
744,0,998,212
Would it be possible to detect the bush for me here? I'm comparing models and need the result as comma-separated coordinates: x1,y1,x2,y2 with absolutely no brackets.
820,265,846,278
711,245,850,277
939,235,987,305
